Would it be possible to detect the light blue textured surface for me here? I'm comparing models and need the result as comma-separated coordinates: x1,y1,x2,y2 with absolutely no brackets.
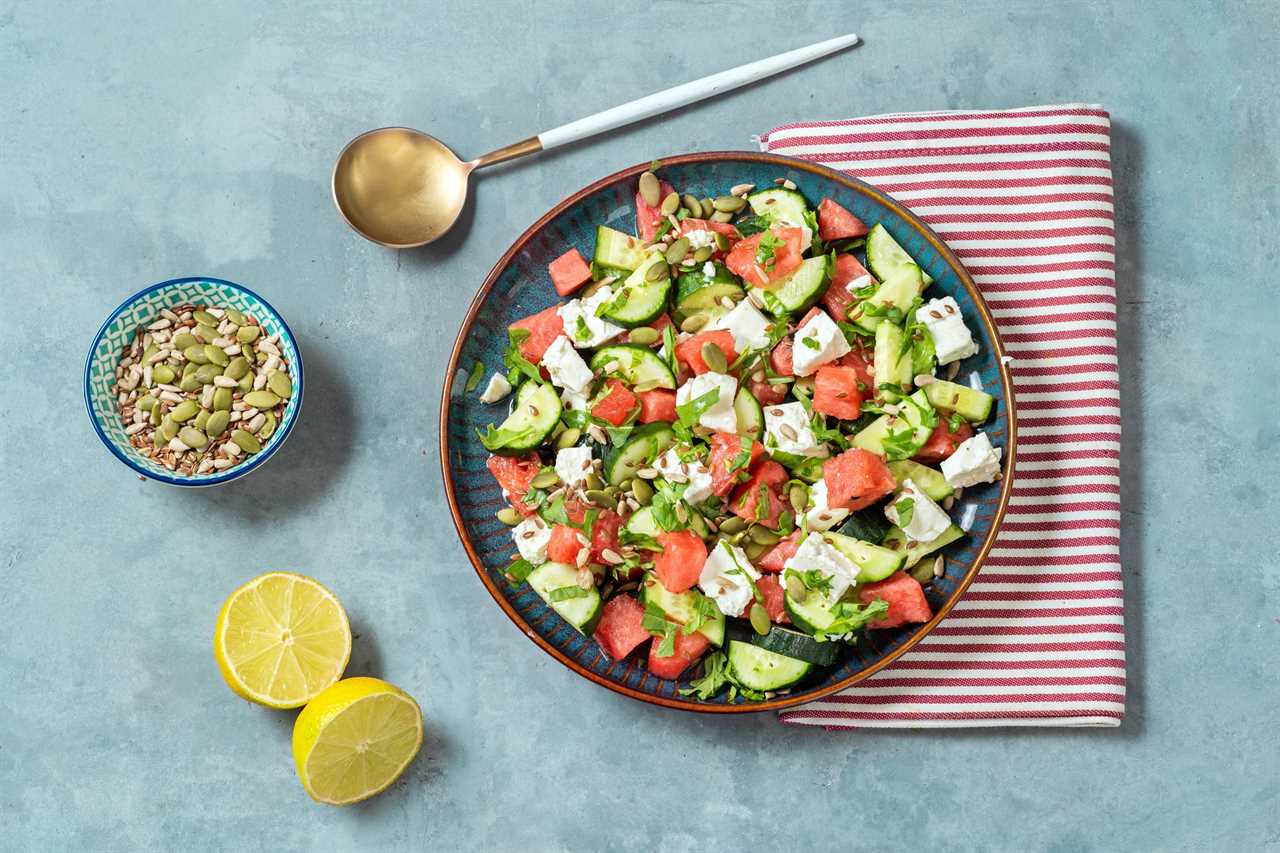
1,1,1277,850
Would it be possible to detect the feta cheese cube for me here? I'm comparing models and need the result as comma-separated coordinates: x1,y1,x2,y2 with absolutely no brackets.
478,373,512,404
782,532,858,601
512,516,551,564
845,273,874,295
710,299,772,351
803,479,849,532
554,445,593,489
702,261,716,278
917,296,979,365
653,447,714,506
557,285,625,349
560,387,590,412
791,309,851,376
763,401,824,457
675,372,739,433
684,229,717,250
939,432,1003,488
698,540,760,617
541,336,594,395
885,478,953,543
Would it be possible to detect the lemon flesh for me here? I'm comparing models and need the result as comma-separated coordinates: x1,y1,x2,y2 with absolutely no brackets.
214,572,352,709
293,677,424,805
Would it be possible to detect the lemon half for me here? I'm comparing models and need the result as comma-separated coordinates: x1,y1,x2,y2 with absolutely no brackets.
213,572,352,709
292,677,424,805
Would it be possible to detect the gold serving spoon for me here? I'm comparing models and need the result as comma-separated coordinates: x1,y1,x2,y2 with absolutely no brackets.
331,34,859,248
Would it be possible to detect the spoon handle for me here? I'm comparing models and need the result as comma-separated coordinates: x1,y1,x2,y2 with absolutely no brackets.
538,33,859,151
471,33,859,168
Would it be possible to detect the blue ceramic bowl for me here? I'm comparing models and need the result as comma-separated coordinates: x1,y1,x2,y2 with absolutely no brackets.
441,152,1016,712
84,277,304,486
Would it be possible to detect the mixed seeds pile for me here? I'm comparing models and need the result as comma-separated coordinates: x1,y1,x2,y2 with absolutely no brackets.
111,303,293,475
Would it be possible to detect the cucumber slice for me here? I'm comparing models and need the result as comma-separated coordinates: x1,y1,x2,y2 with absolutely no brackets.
854,265,924,333
746,187,811,226
726,640,813,691
640,573,726,646
888,460,953,501
477,381,562,455
835,509,892,546
883,523,965,568
527,562,603,635
675,262,744,313
771,451,827,483
852,390,935,460
783,589,840,635
748,256,831,317
590,344,676,390
624,505,661,538
592,225,649,277
865,223,933,287
601,253,672,328
751,626,840,666
603,423,676,486
734,386,763,441
873,321,913,398
824,531,906,583
922,379,994,423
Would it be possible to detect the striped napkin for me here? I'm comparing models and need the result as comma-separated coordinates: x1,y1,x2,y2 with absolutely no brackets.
761,104,1124,728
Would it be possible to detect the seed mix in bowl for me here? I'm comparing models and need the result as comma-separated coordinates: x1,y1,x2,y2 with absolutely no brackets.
111,303,293,476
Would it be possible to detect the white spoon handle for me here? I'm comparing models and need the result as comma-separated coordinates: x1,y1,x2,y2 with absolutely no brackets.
536,33,860,151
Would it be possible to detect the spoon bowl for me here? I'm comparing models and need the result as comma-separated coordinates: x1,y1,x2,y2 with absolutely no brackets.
331,127,472,248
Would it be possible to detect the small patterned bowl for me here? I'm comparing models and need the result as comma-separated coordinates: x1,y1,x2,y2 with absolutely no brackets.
84,276,304,486
441,152,1016,713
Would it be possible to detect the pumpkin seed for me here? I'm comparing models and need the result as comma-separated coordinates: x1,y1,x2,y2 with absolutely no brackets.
212,386,232,412
585,489,614,508
204,344,229,367
224,356,249,380
169,400,199,422
267,371,292,399
231,429,261,454
205,410,230,437
718,516,747,534
700,197,714,213
237,372,253,393
243,390,281,409
136,394,158,412
159,416,179,441
195,363,222,384
152,364,175,384
700,341,727,373
628,326,659,345
638,171,661,207
236,325,260,343
630,478,654,505
183,345,209,364
789,483,809,515
713,195,747,213
152,430,165,448
224,308,247,326
659,191,680,215
192,310,217,326
555,427,582,450
645,261,669,282
258,412,277,439
785,573,806,600
172,332,198,350
192,409,210,431
496,507,521,526
692,246,714,264
749,603,771,635
681,194,702,217
585,473,604,491
713,232,730,252
748,525,780,546
193,323,218,343
530,470,560,489
680,313,709,333
710,211,734,223
664,237,691,265
178,426,208,449
743,540,768,561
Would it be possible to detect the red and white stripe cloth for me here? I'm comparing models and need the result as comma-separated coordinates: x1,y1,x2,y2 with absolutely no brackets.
761,104,1124,728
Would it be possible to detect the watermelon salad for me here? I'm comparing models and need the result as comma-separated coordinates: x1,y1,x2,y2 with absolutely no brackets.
473,167,1005,701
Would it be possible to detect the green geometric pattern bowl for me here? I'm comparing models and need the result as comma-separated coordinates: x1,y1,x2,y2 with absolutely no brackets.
83,276,304,486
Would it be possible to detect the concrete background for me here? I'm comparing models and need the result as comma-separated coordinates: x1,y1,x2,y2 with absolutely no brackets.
2,1,1277,850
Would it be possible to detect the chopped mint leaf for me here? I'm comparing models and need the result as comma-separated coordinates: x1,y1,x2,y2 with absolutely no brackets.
464,359,484,393
680,650,731,700
895,497,915,528
548,585,589,602
675,387,720,428
506,557,536,584
800,335,820,351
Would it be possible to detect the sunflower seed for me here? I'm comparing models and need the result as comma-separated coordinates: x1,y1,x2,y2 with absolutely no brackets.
635,467,658,480
600,549,624,565
915,373,936,386
932,554,946,578
779,424,798,441
730,183,755,196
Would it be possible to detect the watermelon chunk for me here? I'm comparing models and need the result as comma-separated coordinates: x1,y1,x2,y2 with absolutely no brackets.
729,461,789,528
913,418,974,464
758,530,803,573
636,179,675,242
592,378,639,426
823,448,896,512
637,389,677,423
548,248,592,297
756,575,790,624
509,307,564,364
724,227,804,288
675,330,737,375
589,511,623,566
812,365,863,420
647,629,711,679
653,530,709,593
817,198,869,241
858,571,933,629
486,454,542,517
595,595,652,660
707,432,763,497
546,524,582,564
820,253,874,323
